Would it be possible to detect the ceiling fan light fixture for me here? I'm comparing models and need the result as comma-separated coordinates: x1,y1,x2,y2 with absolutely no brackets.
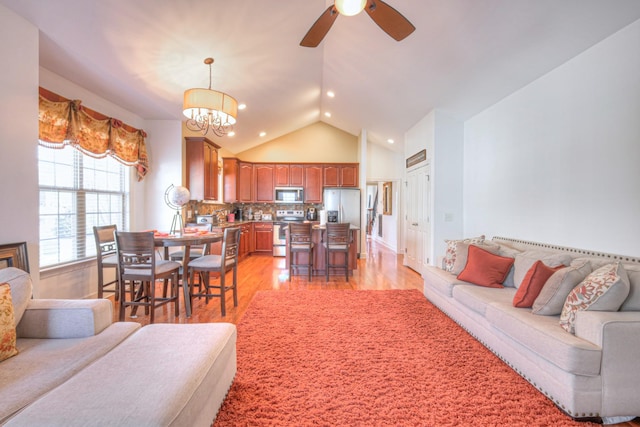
335,0,366,16
183,57,238,137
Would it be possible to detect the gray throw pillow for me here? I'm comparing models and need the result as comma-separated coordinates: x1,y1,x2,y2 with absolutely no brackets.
532,260,591,316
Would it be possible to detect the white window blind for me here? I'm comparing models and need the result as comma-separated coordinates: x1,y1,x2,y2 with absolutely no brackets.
38,145,129,268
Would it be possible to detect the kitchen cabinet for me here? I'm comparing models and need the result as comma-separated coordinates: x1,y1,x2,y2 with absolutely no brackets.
304,165,323,203
253,222,273,253
238,162,253,202
223,158,253,203
275,164,304,187
323,164,358,188
254,164,275,203
185,137,220,201
239,223,252,259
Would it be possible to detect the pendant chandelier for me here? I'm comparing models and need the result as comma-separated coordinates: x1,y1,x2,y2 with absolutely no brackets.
183,57,238,137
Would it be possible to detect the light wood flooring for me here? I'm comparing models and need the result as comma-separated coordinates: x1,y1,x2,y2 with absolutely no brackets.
111,237,423,326
109,239,639,427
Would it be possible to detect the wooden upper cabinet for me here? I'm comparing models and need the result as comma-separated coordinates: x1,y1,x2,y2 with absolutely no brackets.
323,163,358,188
223,158,253,202
275,164,304,187
289,165,304,186
185,137,220,201
339,164,358,187
238,162,253,202
304,165,323,203
254,164,275,203
223,158,238,203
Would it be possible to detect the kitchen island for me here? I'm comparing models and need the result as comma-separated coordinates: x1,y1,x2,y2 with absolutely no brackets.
286,224,359,278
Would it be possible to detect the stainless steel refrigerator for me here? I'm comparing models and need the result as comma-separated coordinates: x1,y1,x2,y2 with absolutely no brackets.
323,188,361,255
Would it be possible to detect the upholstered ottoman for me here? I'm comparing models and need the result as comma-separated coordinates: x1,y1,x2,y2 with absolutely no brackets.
6,323,237,426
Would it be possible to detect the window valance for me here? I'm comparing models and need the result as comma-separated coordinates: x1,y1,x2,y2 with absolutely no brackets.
38,87,149,181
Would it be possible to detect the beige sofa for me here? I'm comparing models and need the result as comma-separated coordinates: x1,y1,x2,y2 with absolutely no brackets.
0,267,237,426
423,237,640,424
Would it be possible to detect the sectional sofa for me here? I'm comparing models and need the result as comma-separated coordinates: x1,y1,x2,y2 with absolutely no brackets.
0,267,237,426
423,236,640,424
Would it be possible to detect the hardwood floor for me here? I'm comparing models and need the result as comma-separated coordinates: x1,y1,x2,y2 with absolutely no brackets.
109,239,639,426
111,237,423,326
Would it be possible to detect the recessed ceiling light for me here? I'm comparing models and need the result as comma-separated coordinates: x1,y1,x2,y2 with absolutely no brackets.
324,112,332,118
238,104,247,110
327,91,335,98
387,139,395,144
228,131,236,137
259,131,267,137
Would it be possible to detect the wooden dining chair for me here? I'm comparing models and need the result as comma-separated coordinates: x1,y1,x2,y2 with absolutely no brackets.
188,227,240,316
114,231,181,323
322,223,352,282
93,224,119,299
289,222,314,281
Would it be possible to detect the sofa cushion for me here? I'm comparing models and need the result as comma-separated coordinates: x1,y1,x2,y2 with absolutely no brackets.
513,250,572,289
0,283,18,362
512,261,564,308
486,302,602,376
620,264,640,311
443,235,485,272
0,268,32,326
457,245,515,288
532,261,592,315
0,322,140,424
452,284,516,316
497,245,522,288
6,323,238,427
559,263,630,334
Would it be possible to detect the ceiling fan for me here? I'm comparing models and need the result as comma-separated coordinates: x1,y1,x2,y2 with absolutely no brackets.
300,0,415,47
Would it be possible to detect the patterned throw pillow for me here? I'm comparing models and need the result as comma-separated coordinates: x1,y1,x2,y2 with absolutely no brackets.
0,283,18,362
559,263,630,334
443,235,485,272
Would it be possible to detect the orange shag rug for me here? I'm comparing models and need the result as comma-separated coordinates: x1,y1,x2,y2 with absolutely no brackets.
213,290,597,427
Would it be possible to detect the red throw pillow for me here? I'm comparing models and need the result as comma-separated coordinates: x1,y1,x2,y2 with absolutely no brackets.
513,261,564,308
457,245,515,288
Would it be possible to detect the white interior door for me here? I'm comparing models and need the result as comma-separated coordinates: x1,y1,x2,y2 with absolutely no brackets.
404,164,431,275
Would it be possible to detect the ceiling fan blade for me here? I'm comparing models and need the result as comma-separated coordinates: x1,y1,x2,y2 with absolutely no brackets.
364,0,415,41
300,5,339,47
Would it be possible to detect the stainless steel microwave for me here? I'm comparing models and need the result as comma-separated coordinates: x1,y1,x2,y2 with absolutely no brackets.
274,187,304,204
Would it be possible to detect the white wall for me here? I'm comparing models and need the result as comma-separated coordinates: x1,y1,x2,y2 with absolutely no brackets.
366,142,403,252
405,110,464,264
0,49,183,298
464,19,640,256
142,120,183,232
0,6,40,289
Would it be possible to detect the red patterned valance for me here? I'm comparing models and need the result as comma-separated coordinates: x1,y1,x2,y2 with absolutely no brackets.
38,87,149,181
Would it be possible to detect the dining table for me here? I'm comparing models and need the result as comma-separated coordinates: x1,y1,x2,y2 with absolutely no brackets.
153,231,223,317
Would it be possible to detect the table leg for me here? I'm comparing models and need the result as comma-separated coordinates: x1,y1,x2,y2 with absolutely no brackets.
182,245,192,317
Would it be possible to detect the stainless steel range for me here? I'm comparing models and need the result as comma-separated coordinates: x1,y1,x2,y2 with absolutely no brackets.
273,210,305,257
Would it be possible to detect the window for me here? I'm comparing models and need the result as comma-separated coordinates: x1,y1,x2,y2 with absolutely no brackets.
38,145,129,268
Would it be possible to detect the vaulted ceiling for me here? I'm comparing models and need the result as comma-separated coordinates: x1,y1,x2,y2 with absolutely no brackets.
3,0,640,154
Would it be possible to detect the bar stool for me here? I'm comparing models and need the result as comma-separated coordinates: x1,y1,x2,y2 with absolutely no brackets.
322,223,352,281
289,222,314,281
188,227,240,316
93,225,119,299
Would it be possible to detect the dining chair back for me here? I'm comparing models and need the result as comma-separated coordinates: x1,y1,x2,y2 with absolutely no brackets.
288,222,314,281
93,224,119,299
188,227,241,316
322,223,352,281
115,231,181,323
